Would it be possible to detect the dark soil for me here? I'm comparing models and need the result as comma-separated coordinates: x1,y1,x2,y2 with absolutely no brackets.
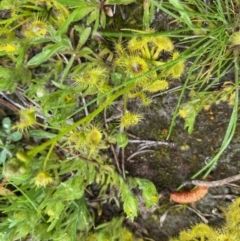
124,91,240,240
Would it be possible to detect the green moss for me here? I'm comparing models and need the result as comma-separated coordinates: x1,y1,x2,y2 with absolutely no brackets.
170,197,240,241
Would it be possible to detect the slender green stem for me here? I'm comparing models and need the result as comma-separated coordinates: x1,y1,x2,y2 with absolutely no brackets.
59,54,75,84
177,54,239,190
43,141,56,170
167,54,202,139
202,55,239,178
123,94,128,114
9,182,47,222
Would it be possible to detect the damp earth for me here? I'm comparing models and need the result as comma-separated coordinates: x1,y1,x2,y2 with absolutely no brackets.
123,89,240,240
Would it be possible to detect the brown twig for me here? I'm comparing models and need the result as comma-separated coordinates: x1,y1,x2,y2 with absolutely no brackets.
128,139,175,150
0,96,19,112
183,174,240,187
110,144,122,174
103,108,122,174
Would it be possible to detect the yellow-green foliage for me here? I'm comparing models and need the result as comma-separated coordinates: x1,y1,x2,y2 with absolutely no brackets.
86,218,143,241
170,197,240,241
86,227,143,241
114,31,185,107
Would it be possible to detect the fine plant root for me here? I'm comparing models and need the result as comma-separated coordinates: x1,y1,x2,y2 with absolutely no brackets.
186,206,209,223
127,150,155,161
127,139,175,161
129,139,175,150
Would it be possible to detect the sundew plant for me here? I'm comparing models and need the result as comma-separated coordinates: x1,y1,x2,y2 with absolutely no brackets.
0,0,240,240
